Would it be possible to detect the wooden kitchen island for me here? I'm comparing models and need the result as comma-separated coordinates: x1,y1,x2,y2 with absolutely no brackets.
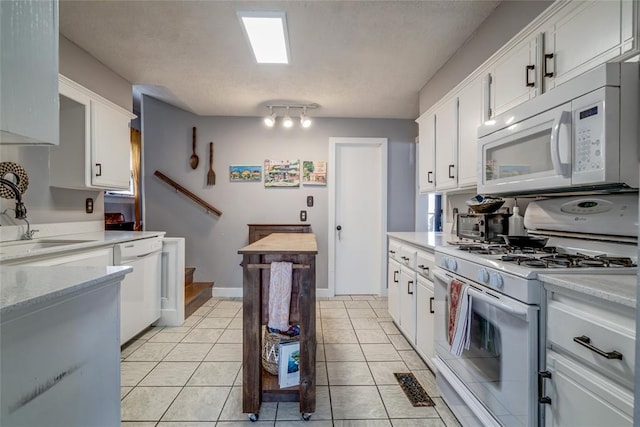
238,233,318,421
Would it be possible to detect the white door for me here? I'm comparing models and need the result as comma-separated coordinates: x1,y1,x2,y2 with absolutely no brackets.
329,137,387,296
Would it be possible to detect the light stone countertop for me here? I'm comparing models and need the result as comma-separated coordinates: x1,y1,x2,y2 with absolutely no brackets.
387,232,453,250
0,230,165,263
0,265,132,316
539,273,638,308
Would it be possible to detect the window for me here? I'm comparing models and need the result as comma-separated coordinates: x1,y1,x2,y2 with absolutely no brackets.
427,193,443,232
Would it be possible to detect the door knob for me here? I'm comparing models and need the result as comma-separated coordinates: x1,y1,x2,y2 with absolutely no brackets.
336,225,342,231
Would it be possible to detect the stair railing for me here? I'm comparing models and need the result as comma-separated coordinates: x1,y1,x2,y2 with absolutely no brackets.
154,170,222,217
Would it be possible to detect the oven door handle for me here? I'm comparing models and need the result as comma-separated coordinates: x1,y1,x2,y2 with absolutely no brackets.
433,270,530,318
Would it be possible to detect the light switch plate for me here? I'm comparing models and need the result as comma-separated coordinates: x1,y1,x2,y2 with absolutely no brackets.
300,210,307,221
85,198,93,214
307,196,314,207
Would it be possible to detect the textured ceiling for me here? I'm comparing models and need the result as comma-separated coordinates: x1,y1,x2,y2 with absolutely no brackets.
59,0,500,119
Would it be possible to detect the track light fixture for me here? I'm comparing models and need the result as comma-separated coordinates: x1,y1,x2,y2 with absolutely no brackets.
262,103,319,129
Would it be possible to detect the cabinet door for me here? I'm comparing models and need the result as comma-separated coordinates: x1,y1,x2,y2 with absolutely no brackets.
543,0,634,90
387,258,401,325
91,100,132,189
415,277,435,369
544,351,633,427
0,0,59,145
399,269,417,343
417,113,436,193
434,99,458,191
457,78,484,188
490,36,539,118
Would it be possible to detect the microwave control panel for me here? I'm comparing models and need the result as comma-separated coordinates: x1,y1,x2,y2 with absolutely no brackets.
574,101,604,173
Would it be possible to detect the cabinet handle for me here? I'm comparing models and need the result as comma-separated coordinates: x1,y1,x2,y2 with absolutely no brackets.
401,256,409,261
418,264,430,274
389,250,396,254
407,280,414,295
525,65,535,87
448,164,455,179
543,53,554,77
393,270,399,283
429,296,434,314
573,335,623,360
95,163,102,177
538,371,552,405
427,171,434,183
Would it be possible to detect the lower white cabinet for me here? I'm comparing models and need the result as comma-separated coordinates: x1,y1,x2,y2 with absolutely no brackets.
51,75,135,190
387,258,401,325
542,284,635,426
399,269,417,342
416,275,435,370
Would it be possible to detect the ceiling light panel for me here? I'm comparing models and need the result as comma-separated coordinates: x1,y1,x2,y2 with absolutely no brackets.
238,11,289,64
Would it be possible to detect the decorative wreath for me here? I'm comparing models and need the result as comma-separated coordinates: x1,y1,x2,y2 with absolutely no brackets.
0,162,29,199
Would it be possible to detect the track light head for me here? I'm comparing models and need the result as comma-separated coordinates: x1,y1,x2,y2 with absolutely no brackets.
282,106,293,128
263,107,276,127
300,107,312,128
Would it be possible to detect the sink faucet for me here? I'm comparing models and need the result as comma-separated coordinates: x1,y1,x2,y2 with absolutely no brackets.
0,208,38,240
0,178,27,219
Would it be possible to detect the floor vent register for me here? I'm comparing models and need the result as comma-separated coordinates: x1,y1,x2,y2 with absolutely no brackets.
394,372,435,407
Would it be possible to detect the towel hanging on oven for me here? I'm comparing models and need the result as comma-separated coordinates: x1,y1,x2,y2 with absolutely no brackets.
448,279,472,357
267,261,293,331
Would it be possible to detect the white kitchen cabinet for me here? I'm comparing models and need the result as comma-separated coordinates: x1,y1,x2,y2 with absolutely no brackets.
415,275,435,369
0,0,59,145
489,34,540,118
434,99,458,191
542,284,635,426
50,75,135,190
417,113,436,193
456,77,484,188
399,268,417,342
387,258,401,325
542,0,635,91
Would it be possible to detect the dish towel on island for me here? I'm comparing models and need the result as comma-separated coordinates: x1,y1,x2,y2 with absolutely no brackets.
268,261,293,331
448,279,472,357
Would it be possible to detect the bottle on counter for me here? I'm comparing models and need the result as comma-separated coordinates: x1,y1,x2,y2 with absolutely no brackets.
508,206,525,236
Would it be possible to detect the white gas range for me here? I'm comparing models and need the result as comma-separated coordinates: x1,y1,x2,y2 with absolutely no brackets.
432,194,637,427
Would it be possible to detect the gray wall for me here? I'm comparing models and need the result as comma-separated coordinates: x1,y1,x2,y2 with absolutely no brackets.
419,0,553,114
142,96,417,290
0,35,132,225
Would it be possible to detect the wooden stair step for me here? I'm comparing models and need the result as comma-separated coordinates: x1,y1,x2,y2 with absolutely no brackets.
185,281,213,318
185,267,196,286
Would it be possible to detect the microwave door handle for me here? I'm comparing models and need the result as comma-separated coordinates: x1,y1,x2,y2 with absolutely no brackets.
550,110,571,177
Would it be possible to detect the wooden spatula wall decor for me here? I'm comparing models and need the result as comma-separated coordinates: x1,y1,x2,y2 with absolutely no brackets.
207,142,216,185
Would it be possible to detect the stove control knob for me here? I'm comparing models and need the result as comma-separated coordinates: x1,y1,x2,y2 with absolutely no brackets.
477,268,490,284
448,258,458,272
489,272,504,289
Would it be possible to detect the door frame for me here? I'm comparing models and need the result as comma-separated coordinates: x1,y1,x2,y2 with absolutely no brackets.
328,137,388,297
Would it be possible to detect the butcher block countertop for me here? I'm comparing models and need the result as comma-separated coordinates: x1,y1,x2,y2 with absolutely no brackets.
238,232,318,254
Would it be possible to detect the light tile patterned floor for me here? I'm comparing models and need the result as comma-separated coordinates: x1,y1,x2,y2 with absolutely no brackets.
121,296,460,426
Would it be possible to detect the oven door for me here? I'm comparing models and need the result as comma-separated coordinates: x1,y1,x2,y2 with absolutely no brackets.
478,102,572,195
433,268,539,427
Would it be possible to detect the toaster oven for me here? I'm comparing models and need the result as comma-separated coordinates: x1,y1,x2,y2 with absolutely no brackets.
457,213,509,243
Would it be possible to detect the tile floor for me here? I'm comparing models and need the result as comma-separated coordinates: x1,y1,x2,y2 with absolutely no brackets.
120,296,461,426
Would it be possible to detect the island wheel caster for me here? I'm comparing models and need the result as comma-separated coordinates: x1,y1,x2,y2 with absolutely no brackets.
302,413,312,421
248,413,259,422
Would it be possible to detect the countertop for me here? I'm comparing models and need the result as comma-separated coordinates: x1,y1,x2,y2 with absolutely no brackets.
386,232,452,250
238,233,318,254
0,265,132,316
0,230,165,263
539,273,637,308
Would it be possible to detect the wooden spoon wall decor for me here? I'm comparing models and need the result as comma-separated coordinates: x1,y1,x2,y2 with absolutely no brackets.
189,126,199,169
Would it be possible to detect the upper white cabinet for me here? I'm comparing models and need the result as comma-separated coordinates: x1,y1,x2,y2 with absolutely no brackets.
417,113,436,193
434,99,458,191
0,0,59,145
457,77,485,188
489,34,540,118
51,76,135,190
542,0,635,91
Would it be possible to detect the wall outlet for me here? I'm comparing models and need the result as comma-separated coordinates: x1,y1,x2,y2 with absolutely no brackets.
300,210,307,221
85,198,94,214
306,196,314,207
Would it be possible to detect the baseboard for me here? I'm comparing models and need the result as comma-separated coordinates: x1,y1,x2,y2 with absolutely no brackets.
213,287,334,299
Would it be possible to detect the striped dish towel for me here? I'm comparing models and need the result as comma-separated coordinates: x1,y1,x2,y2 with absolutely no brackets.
448,279,472,357
267,261,293,331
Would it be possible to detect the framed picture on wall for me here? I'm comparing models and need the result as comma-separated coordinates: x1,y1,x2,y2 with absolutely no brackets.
230,165,262,182
302,160,327,186
264,160,300,187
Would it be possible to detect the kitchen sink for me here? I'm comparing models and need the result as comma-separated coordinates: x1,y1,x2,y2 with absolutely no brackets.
0,239,97,255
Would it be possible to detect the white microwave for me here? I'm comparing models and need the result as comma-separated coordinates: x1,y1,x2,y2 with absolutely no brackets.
477,63,639,196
